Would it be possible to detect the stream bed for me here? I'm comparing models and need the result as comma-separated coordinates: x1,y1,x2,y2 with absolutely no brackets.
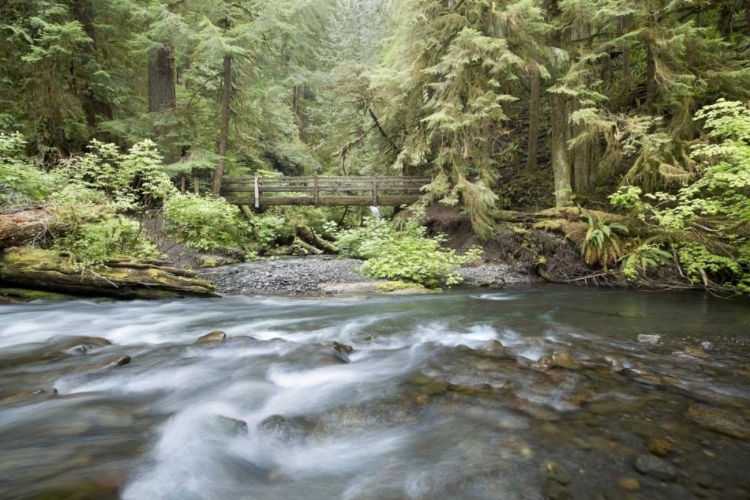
1,285,750,499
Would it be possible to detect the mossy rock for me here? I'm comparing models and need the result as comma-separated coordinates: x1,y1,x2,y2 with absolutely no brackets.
375,281,442,294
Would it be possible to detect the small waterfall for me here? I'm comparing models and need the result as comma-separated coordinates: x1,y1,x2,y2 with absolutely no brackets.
369,206,381,220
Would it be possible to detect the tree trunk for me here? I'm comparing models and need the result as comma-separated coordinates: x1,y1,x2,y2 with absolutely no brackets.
481,118,492,178
213,54,233,196
645,42,657,112
69,0,113,128
550,92,572,207
719,3,734,39
148,46,176,113
621,16,631,83
0,206,59,250
526,63,541,171
149,45,177,162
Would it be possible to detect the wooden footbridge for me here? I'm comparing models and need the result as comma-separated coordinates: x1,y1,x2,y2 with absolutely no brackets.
220,176,431,208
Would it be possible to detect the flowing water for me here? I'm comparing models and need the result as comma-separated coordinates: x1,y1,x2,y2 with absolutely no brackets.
1,286,750,500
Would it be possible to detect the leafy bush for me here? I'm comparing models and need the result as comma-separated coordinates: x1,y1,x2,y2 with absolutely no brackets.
0,132,60,206
55,215,158,267
330,218,483,287
163,194,251,252
621,243,673,280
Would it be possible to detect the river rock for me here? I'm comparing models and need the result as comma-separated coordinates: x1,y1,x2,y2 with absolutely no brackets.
544,461,572,485
700,341,714,351
648,437,672,457
535,351,581,371
195,331,227,345
637,334,661,344
61,336,112,355
604,356,624,372
97,355,131,370
617,477,640,491
634,454,678,481
327,341,353,363
683,346,710,358
685,405,750,439
215,415,249,436
481,340,506,355
542,479,572,500
257,414,324,441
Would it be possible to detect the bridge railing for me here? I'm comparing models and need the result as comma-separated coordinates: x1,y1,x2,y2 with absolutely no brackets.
220,176,431,207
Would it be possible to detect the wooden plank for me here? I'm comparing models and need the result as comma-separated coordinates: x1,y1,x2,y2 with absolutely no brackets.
224,176,431,184
223,194,421,206
223,186,424,194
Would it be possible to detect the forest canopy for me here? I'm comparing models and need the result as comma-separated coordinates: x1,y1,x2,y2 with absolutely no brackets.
1,0,749,293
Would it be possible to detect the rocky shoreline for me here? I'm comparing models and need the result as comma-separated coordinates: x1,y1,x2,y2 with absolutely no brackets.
201,255,538,297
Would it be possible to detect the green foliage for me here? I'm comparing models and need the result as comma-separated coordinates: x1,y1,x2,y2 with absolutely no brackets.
610,100,750,293
0,132,59,206
163,194,251,252
621,244,673,281
55,215,158,267
330,218,483,287
579,212,628,270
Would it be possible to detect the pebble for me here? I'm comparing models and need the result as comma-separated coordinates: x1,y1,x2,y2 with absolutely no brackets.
203,256,535,296
637,334,661,344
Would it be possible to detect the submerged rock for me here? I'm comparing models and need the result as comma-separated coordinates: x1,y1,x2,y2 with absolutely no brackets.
634,454,678,481
647,437,672,457
544,461,572,485
637,334,661,344
535,351,581,371
685,405,750,439
195,331,227,345
481,340,506,355
215,415,249,436
683,346,710,358
617,477,640,491
257,414,324,441
33,481,120,500
542,479,572,500
61,336,112,355
97,355,131,370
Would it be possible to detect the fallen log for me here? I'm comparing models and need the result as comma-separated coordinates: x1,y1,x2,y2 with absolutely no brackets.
0,205,60,250
0,247,220,299
491,207,626,224
296,226,338,254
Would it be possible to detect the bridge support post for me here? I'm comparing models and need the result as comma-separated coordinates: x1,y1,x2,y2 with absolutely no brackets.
254,177,260,209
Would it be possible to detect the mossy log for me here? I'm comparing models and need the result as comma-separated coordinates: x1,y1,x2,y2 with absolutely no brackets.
0,247,220,299
296,226,339,254
0,205,60,250
491,207,626,225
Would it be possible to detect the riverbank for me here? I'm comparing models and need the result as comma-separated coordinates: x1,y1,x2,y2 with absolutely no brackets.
201,255,538,297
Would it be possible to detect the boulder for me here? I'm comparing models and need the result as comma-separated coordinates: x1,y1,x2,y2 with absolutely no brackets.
481,340,506,355
634,454,678,481
617,477,640,491
214,415,249,436
685,405,750,440
195,331,227,345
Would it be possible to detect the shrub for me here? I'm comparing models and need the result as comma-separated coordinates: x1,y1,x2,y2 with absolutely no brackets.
0,132,60,206
163,194,252,252
331,218,483,287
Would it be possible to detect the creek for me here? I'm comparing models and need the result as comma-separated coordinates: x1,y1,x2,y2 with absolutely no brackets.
1,285,749,499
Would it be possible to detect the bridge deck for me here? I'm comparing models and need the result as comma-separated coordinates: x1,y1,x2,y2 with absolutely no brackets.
221,176,430,207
